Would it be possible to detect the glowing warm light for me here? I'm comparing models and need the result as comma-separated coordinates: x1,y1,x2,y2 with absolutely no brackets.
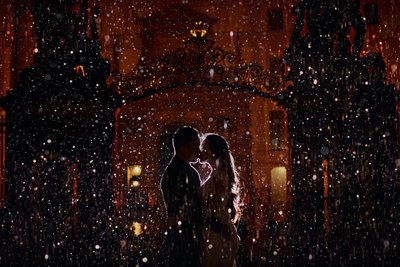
190,21,208,37
322,159,329,198
271,167,287,203
131,222,143,236
75,65,85,77
128,165,142,176
131,180,140,188
322,159,330,235
127,165,142,188
190,29,207,37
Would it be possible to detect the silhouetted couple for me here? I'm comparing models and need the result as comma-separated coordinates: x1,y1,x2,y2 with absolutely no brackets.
161,126,240,267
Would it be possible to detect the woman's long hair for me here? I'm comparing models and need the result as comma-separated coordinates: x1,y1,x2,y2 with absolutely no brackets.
203,134,241,223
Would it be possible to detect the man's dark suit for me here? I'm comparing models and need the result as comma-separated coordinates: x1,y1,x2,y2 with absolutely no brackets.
161,156,203,267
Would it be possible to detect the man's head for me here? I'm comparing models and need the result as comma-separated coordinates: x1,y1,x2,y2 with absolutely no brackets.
173,126,201,162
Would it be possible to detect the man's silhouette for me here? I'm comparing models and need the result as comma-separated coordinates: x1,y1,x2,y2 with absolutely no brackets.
160,127,203,266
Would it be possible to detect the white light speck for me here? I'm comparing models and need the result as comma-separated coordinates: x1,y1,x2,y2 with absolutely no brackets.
209,68,214,78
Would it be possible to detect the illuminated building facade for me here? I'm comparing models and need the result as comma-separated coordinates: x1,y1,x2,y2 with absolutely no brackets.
0,0,399,265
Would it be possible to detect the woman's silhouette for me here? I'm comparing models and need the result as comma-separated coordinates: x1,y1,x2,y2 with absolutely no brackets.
199,133,241,267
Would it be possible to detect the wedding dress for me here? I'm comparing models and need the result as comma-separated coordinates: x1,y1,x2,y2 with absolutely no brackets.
201,169,239,267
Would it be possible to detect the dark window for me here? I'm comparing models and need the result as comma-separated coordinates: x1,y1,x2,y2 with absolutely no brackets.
270,57,284,77
268,9,284,31
268,57,284,90
269,111,285,150
364,3,379,25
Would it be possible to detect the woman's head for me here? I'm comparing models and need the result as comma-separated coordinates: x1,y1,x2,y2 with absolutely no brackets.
200,134,230,163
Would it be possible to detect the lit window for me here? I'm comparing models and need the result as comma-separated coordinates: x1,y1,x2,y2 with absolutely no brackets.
130,222,143,236
127,165,142,189
364,3,379,25
270,167,287,203
269,111,285,150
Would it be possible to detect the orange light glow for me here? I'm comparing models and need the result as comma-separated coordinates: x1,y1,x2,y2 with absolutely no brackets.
130,221,143,236
131,180,140,188
322,159,328,198
75,65,85,77
127,165,142,189
190,21,208,37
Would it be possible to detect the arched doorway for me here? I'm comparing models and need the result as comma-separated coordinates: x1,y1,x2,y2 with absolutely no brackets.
112,34,291,250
